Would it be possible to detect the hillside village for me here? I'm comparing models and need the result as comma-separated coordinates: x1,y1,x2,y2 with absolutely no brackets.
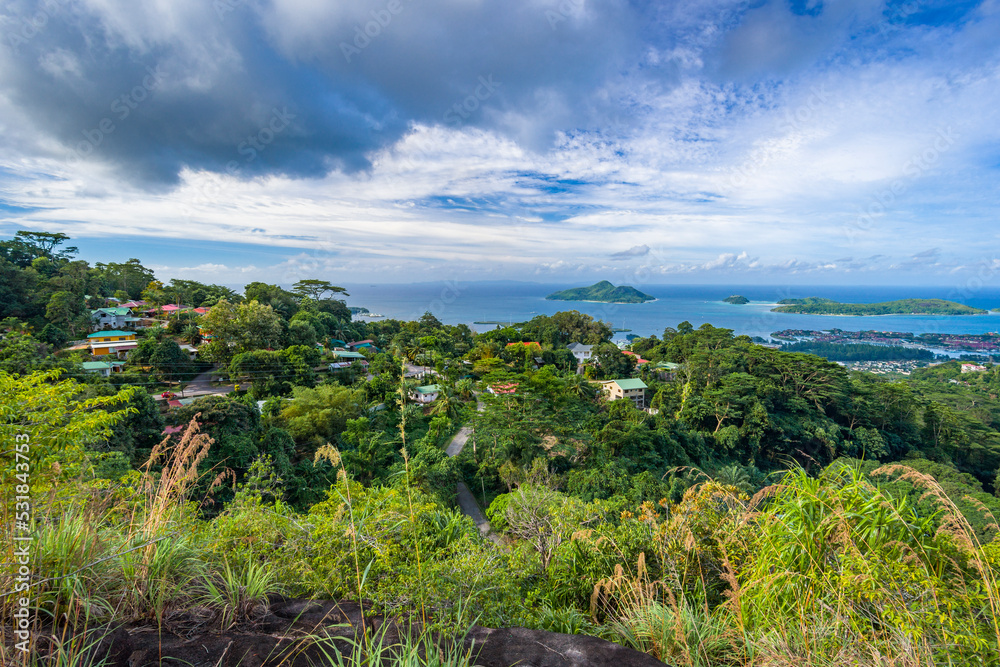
5,232,1000,665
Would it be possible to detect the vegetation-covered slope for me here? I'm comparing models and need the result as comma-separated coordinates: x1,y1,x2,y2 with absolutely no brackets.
545,280,655,303
772,296,987,315
4,230,1000,665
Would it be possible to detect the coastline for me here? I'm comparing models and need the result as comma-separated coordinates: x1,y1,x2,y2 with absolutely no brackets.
545,298,658,305
770,309,988,317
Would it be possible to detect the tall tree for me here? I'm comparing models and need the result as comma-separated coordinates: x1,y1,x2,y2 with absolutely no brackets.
95,259,155,300
0,231,78,267
200,299,285,365
291,279,348,301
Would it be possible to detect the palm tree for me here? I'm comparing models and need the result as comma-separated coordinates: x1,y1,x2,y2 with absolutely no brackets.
182,324,201,345
430,384,462,420
564,373,595,400
714,464,752,493
455,378,475,401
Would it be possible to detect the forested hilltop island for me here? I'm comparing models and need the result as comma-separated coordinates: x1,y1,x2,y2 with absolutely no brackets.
545,280,655,303
5,230,1000,665
723,294,749,304
772,296,987,316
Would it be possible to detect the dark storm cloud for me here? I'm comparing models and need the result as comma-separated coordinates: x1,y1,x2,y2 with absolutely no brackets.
0,0,647,186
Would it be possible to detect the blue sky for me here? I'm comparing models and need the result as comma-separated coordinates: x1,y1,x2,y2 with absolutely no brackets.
1,0,998,287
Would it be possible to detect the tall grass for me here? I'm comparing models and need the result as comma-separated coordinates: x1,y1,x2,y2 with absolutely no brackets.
591,464,1000,666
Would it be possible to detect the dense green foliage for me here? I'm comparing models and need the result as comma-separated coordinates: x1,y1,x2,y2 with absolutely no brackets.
773,296,987,316
4,231,1000,664
545,280,656,304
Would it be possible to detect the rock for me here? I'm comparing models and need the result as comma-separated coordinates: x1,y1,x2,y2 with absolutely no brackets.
41,599,667,667
466,626,666,667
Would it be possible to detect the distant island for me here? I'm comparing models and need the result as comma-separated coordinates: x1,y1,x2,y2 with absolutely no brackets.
545,280,655,304
772,297,987,316
349,306,370,314
723,295,749,305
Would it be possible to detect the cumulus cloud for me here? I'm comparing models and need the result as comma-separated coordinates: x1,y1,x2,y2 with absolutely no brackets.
0,0,998,282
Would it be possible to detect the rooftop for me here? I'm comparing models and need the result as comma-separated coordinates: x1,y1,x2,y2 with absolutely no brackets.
608,378,647,391
332,351,367,359
87,330,134,338
414,384,440,394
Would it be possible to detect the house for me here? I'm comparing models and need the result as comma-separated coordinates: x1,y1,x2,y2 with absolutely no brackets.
81,360,125,377
347,339,378,352
119,300,147,309
622,350,649,364
599,378,648,409
566,342,593,365
178,344,199,361
90,307,133,331
332,350,368,363
961,363,987,373
409,384,440,404
330,338,348,349
329,350,369,371
651,361,680,381
87,330,138,358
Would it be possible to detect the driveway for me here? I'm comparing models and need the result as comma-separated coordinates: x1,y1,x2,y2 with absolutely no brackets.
446,396,498,542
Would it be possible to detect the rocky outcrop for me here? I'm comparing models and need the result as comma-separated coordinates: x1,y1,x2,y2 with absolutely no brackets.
35,598,666,667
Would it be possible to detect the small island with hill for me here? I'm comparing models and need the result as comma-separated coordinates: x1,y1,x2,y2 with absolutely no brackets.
545,280,655,304
723,295,750,305
772,297,987,316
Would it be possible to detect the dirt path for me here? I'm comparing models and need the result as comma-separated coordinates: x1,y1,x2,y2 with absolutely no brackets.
446,397,498,542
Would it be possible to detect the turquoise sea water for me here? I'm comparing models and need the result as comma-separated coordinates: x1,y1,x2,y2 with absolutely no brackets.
339,282,1000,341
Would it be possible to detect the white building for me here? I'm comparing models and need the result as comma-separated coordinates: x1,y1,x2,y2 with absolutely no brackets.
90,307,133,332
409,384,440,404
567,342,593,365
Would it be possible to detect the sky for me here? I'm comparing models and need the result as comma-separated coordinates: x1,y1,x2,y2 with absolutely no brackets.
1,0,999,288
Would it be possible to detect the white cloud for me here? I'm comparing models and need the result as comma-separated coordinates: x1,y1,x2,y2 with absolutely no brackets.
0,0,999,283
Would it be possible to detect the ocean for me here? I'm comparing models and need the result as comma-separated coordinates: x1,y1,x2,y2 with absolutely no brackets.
337,282,1000,341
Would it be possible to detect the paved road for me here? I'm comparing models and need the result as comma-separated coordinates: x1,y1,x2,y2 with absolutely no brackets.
456,482,497,542
444,399,485,456
446,397,498,542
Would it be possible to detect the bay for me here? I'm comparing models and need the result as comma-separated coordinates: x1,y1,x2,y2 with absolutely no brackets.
337,282,1000,341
